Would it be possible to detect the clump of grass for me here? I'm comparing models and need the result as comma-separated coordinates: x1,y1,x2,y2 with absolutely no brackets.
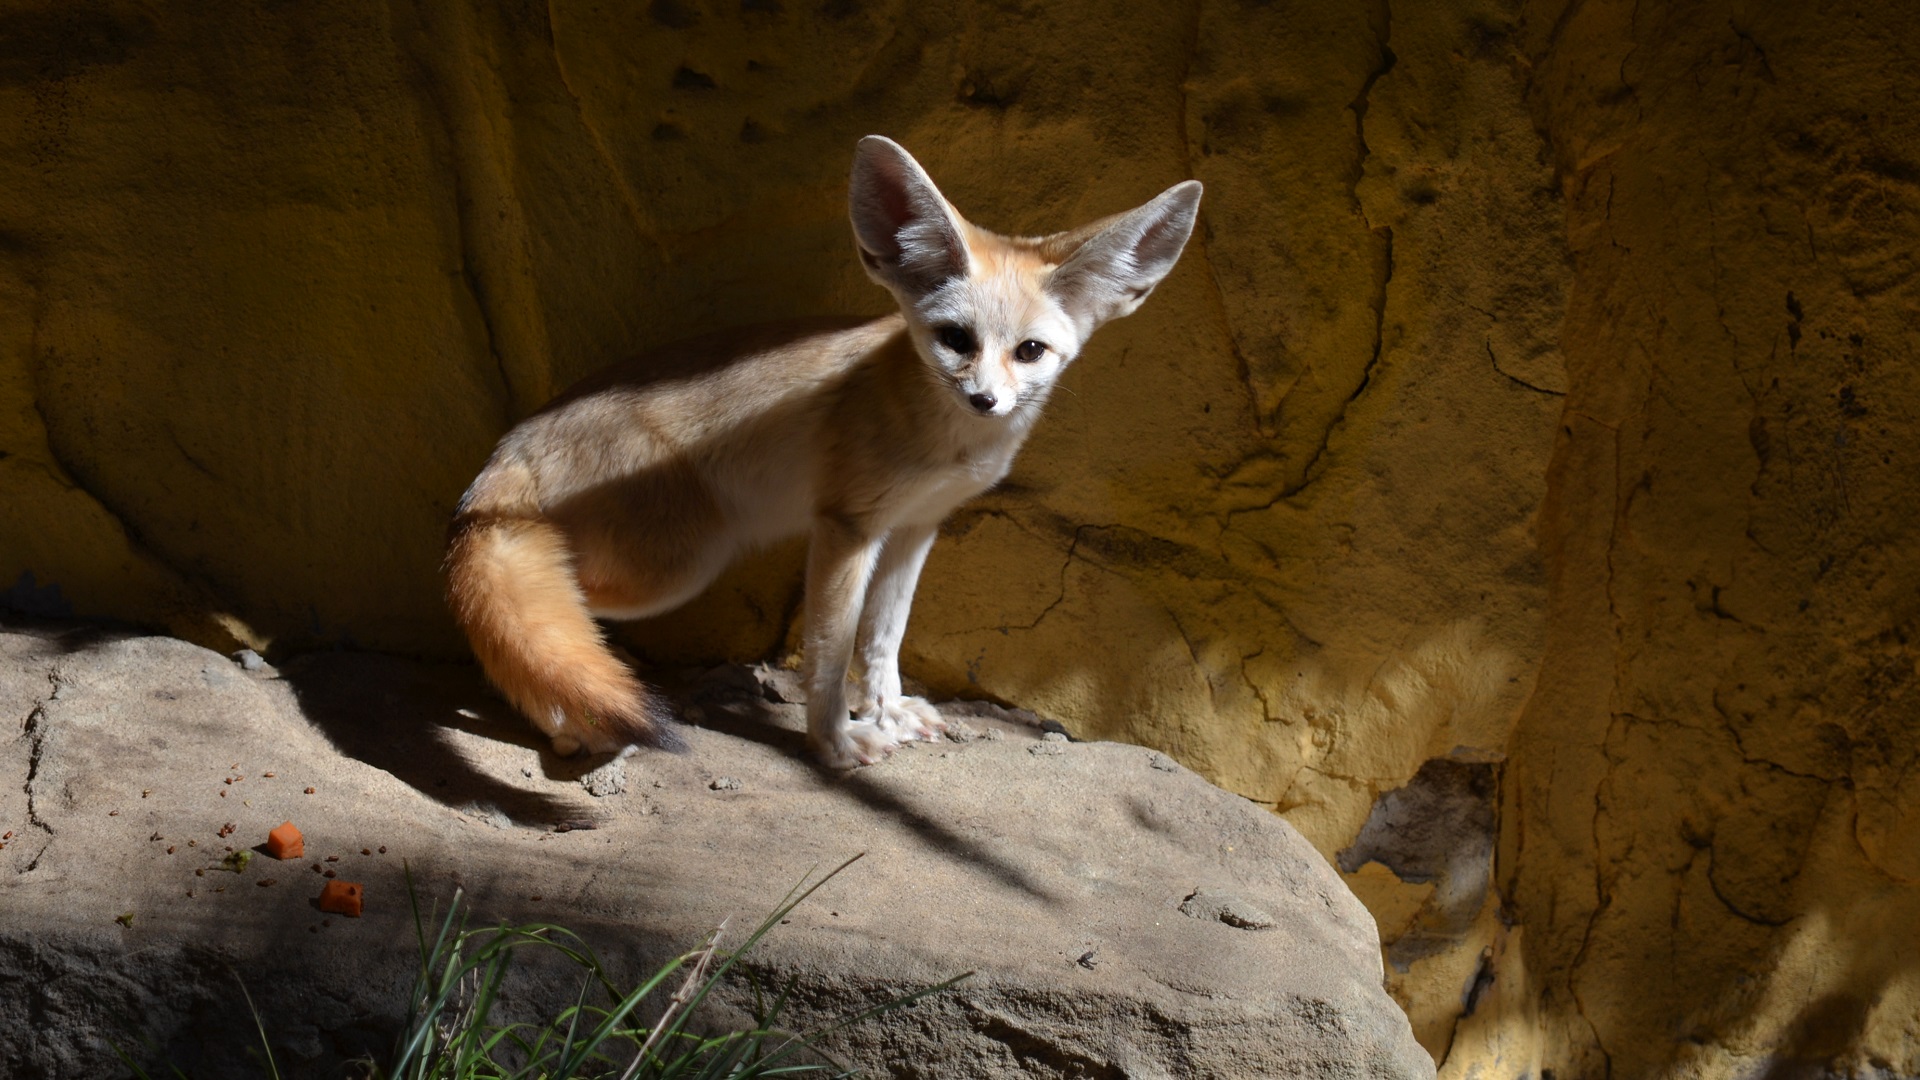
119,854,966,1079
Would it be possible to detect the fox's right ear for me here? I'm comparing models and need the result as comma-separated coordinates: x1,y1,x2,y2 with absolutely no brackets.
849,136,971,295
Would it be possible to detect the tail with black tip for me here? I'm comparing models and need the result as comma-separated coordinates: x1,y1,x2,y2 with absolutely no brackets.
445,471,684,756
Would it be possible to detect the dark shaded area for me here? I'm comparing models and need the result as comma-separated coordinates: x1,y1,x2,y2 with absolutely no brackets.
0,611,136,655
677,666,1065,903
1339,753,1501,972
1338,755,1499,883
275,651,586,827
0,6,152,84
0,935,396,1080
271,643,1060,902
1756,991,1881,1080
2,572,76,620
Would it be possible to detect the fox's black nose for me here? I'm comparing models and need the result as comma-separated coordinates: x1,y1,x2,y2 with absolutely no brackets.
968,392,998,413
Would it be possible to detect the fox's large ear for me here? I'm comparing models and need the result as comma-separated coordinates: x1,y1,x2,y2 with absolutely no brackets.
849,136,971,294
1046,180,1203,329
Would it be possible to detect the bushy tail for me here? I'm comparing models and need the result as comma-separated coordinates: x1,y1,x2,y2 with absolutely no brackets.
445,513,684,755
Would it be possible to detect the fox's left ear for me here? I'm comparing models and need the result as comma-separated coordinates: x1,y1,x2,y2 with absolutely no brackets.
1046,180,1203,330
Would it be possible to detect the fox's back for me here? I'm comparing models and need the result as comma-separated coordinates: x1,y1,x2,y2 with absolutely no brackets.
464,314,907,523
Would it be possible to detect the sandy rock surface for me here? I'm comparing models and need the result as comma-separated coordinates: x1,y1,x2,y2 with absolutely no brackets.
0,621,1432,1080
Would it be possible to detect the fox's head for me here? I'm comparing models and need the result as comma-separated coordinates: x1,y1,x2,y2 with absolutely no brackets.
849,136,1202,422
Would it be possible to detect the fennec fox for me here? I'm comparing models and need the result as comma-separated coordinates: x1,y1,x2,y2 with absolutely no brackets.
446,136,1201,768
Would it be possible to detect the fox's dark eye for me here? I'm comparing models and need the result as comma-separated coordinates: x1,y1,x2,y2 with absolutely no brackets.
935,325,977,354
1013,340,1047,363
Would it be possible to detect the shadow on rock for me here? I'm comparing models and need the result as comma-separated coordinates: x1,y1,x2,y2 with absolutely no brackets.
277,651,583,827
676,666,1062,903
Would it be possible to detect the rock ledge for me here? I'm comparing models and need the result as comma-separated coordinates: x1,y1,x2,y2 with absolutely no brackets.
0,622,1431,1079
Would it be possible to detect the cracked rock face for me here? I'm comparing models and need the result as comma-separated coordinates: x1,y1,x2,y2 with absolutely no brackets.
0,4,1556,1059
0,623,1432,1079
3,2,1918,1077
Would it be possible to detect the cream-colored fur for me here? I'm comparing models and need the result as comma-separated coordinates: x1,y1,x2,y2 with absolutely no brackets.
446,136,1200,767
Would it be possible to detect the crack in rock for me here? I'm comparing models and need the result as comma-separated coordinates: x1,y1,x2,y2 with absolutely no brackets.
18,668,66,872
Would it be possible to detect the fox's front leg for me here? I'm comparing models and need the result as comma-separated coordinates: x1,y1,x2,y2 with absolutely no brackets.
803,517,896,768
852,523,945,743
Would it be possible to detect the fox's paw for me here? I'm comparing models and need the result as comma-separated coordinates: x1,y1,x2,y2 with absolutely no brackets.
813,720,910,770
868,696,945,743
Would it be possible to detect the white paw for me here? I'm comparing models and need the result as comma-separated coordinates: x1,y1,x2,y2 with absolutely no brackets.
863,695,946,743
813,719,911,769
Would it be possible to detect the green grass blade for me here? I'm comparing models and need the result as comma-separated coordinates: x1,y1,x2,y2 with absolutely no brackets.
231,970,282,1080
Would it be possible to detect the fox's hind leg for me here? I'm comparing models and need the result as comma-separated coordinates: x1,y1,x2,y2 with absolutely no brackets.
852,523,945,743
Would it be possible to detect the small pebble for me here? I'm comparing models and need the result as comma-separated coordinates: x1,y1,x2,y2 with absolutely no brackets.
708,777,742,791
305,787,316,795
233,649,268,671
582,760,628,797
257,879,276,888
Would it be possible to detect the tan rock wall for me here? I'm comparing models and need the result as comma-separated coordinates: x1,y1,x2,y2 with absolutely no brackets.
1,1,1914,1075
1486,1,1920,1076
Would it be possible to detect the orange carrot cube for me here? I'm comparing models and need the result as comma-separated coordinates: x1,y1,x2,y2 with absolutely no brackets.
266,821,304,860
318,880,363,917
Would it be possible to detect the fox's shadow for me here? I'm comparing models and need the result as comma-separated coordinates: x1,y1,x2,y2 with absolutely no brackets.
676,666,1064,903
279,649,1062,901
277,650,590,827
